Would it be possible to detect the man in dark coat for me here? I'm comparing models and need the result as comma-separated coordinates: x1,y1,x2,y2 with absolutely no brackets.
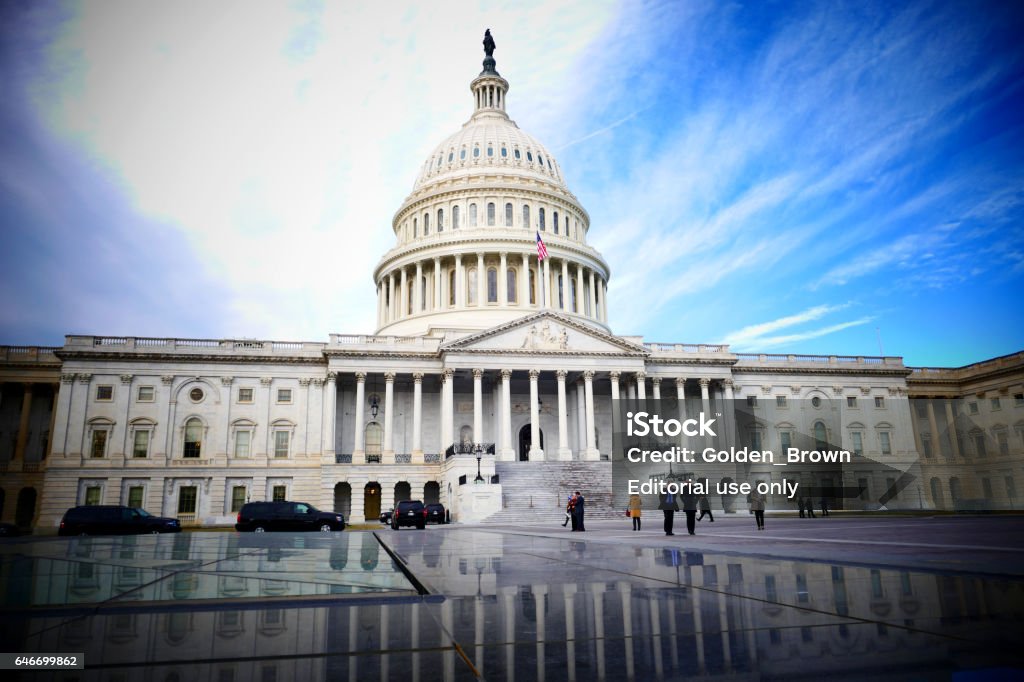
659,489,679,535
572,491,585,531
681,480,699,535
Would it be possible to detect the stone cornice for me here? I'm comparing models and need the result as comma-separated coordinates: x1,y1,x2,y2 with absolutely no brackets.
733,364,913,377
56,350,328,366
442,310,647,355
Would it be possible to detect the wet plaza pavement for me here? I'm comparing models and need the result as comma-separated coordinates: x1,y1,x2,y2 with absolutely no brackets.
1,515,1023,680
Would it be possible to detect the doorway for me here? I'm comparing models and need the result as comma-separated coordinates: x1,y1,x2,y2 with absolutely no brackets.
518,424,543,461
364,482,381,520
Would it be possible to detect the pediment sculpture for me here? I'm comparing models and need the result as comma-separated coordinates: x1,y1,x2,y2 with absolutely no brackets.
521,322,569,350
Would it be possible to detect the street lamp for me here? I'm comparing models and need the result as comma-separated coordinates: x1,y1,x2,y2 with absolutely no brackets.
474,443,484,483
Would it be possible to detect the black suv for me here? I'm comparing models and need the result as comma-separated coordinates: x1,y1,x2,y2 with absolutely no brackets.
235,501,344,533
424,503,446,524
390,500,425,530
58,506,182,536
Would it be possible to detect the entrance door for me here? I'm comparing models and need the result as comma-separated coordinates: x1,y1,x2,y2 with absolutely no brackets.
364,482,381,521
518,424,543,461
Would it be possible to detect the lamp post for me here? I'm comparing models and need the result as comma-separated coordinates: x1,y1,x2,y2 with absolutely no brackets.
475,443,484,483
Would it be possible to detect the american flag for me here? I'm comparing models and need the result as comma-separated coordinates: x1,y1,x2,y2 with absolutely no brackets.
536,231,548,260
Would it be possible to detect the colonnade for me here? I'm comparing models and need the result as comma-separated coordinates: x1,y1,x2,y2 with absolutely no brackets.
376,252,608,327
0,381,58,465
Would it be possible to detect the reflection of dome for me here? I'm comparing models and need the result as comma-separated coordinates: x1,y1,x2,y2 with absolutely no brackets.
373,32,611,337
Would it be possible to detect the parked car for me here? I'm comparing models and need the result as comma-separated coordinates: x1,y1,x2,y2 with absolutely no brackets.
379,509,393,524
424,503,446,524
58,506,182,536
0,522,25,537
390,500,426,530
235,501,345,532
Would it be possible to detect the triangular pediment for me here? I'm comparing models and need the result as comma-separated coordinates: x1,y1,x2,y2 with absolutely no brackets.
441,312,648,355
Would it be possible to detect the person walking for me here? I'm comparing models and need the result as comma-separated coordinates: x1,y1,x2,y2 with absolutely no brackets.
820,496,830,517
681,480,699,536
750,483,766,530
805,497,816,519
628,493,643,531
573,491,586,531
797,496,806,518
563,495,573,528
697,494,714,522
659,489,679,535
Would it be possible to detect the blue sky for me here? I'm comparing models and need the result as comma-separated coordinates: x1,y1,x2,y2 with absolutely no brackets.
0,0,1021,367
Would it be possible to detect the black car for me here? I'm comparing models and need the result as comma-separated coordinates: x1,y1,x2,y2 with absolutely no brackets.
235,501,344,533
379,509,393,524
58,506,182,536
391,500,425,530
0,522,25,537
424,503,446,524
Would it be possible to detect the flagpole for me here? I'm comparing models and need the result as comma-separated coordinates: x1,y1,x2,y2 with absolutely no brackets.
540,258,546,310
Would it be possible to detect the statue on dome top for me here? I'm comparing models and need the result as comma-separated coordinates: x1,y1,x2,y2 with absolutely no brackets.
483,29,496,57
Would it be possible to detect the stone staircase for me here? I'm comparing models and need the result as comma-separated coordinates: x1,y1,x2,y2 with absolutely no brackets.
480,461,622,524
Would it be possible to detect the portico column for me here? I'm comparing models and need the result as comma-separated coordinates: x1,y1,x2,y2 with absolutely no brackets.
376,283,383,326
543,258,551,308
499,252,508,306
455,254,464,308
723,379,736,449
556,370,571,460
589,270,597,318
473,369,483,445
353,372,366,460
635,372,646,401
411,373,423,462
610,371,621,443
388,274,396,320
433,257,442,310
500,369,514,460
476,252,485,306
945,398,961,457
600,279,608,322
400,268,408,317
414,261,423,313
652,377,661,400
560,260,569,310
699,378,712,417
324,372,337,456
13,383,34,461
926,399,941,458
584,371,599,460
442,369,454,450
575,381,586,457
529,370,543,460
576,265,585,314
676,378,687,448
383,372,395,461
521,253,530,307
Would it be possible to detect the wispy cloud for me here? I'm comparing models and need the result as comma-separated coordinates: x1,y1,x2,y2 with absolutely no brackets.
720,304,874,351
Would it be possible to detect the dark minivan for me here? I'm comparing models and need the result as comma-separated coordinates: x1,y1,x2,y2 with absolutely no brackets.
58,506,182,536
391,500,426,530
235,501,345,533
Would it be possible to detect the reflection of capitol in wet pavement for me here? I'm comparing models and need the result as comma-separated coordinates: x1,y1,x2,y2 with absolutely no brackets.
3,524,1023,680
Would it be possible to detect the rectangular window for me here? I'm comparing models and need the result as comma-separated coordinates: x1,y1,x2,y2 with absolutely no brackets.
776,395,787,408
969,401,979,415
90,430,108,458
750,430,762,450
96,385,113,401
1006,476,1017,499
127,486,144,509
795,574,809,603
874,396,885,408
234,431,251,458
847,396,857,408
1014,393,1023,407
274,431,289,458
997,430,1009,455
780,431,792,453
922,435,932,458
974,433,986,457
231,486,247,513
137,386,154,402
84,486,102,506
177,486,197,514
991,397,1001,410
238,388,254,403
880,432,892,455
746,396,758,408
858,478,870,501
851,432,863,456
764,575,777,602
276,389,292,404
132,430,150,458
272,485,286,502
870,569,884,598
982,478,993,498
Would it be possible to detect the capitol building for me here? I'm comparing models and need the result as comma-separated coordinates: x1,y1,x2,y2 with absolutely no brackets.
0,35,1021,530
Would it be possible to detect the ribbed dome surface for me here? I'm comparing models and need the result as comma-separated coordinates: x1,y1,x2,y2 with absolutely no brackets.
413,112,567,191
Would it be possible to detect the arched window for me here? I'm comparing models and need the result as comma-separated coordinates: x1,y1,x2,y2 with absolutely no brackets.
469,203,478,227
468,268,478,305
453,205,460,229
437,208,444,232
529,269,537,305
413,218,417,238
183,418,202,458
565,215,569,234
553,211,559,234
527,151,533,162
407,281,413,315
814,421,828,449
364,422,383,457
423,212,430,235
447,151,453,163
557,274,564,308
473,146,480,158
487,144,493,157
505,203,513,226
501,146,508,157
421,275,427,310
487,267,498,303
487,202,495,226
539,208,546,231
507,268,518,303
436,155,442,168
460,148,466,160
448,269,456,306
570,279,577,312
538,154,545,166
522,205,530,228
514,148,521,160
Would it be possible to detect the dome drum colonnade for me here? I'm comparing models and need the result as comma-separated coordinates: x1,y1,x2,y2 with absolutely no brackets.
373,33,609,336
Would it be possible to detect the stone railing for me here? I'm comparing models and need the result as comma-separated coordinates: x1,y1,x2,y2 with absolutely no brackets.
445,442,496,458
171,458,211,466
735,353,904,367
424,453,441,463
335,454,353,464
176,513,197,526
644,343,731,354
0,346,62,363
909,351,1024,381
395,454,412,464
63,336,325,356
329,334,441,351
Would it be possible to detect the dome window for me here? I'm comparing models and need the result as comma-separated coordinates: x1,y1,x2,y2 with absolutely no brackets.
437,208,444,232
514,148,521,160
469,203,478,227
538,154,545,166
473,146,480,158
539,208,546,231
487,145,494,157
423,212,430,235
547,158,553,171
437,155,442,168
553,211,559,235
527,151,533,162
487,202,495,226
522,205,530,228
468,268,478,305
460,148,466,160
505,203,513,227
507,269,517,303
413,218,418,238
487,267,498,303
448,151,453,163
501,146,507,157
453,205,460,229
